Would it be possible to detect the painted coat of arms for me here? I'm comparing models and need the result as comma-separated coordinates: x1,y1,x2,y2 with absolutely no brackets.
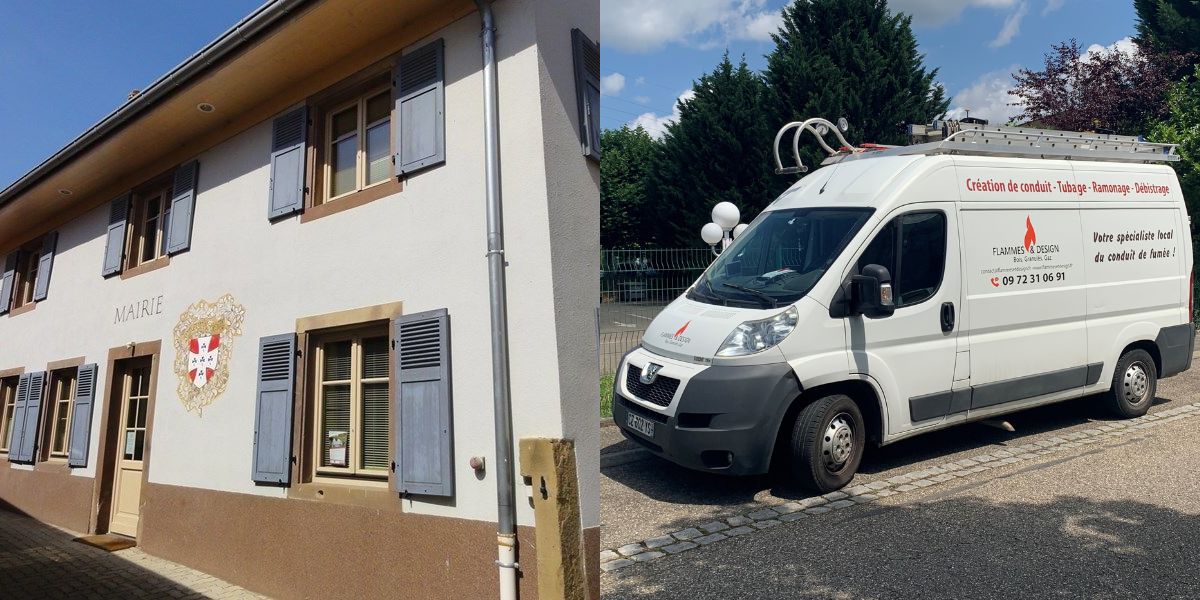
173,294,246,415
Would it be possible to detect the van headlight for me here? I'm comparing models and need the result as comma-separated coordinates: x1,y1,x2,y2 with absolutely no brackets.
716,306,799,357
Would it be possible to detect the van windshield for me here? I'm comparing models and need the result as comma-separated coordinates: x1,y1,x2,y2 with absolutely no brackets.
689,207,874,308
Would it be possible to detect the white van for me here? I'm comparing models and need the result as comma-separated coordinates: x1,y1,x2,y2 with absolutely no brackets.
614,119,1195,492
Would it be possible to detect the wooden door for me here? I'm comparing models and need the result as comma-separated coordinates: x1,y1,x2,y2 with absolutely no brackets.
109,359,151,537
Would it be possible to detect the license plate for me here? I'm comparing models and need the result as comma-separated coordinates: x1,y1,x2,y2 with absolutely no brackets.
626,412,656,438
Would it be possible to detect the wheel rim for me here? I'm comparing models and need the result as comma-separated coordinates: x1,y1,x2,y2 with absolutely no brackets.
822,412,855,471
1122,362,1151,405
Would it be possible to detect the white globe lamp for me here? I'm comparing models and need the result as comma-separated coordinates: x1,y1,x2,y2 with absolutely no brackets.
701,222,724,246
711,202,740,231
732,223,749,239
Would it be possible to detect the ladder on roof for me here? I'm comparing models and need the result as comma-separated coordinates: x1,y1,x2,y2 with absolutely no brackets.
773,118,1180,175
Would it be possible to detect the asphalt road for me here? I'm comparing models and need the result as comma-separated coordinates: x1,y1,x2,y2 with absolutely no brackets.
599,302,667,334
601,363,1200,599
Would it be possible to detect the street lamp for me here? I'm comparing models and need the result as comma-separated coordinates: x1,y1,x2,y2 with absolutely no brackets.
702,201,745,255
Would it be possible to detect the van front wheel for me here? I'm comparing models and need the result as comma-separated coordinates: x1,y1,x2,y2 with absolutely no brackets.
1106,349,1157,418
789,394,865,493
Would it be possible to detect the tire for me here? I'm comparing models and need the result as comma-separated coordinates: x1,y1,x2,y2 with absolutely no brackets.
789,394,865,493
1105,349,1157,418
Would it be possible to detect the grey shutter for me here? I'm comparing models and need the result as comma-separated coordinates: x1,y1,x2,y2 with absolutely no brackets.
268,107,307,219
252,334,296,485
102,193,130,277
7,374,28,463
0,252,15,315
16,371,45,464
165,160,199,255
395,39,445,175
572,29,601,160
67,364,98,468
32,231,58,302
393,309,454,497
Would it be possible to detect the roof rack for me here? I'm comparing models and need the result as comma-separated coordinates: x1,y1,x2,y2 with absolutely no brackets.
774,118,1179,175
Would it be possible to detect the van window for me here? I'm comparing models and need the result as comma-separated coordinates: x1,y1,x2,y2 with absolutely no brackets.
857,211,946,308
690,208,874,308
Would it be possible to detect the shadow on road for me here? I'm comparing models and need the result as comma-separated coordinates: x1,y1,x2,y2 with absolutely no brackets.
0,503,215,598
605,493,1200,599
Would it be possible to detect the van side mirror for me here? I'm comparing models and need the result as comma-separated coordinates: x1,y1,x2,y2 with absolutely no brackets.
850,264,895,318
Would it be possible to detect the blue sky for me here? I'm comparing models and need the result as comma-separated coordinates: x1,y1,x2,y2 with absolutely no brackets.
600,0,1138,137
0,1,261,189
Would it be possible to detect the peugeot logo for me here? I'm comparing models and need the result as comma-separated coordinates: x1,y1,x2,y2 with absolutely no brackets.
640,363,664,385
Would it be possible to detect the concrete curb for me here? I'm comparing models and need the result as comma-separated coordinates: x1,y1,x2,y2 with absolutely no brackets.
600,448,652,469
600,401,1200,573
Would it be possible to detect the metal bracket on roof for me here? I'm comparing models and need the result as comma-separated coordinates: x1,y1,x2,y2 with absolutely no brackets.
773,117,855,176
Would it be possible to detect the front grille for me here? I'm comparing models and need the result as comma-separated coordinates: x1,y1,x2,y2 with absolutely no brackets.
625,364,680,408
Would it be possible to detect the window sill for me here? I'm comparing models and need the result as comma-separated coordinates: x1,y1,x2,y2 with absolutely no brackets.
300,178,402,224
120,255,170,280
7,301,36,317
289,478,399,511
34,460,71,475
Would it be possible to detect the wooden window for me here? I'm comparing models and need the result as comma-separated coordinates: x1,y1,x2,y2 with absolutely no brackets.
322,87,393,204
126,183,172,270
43,369,76,459
312,327,390,480
0,376,17,453
11,240,42,310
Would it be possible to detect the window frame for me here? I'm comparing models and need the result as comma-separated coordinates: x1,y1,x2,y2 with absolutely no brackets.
320,84,394,206
0,375,19,455
310,325,391,484
10,238,43,312
42,368,76,461
125,182,172,271
855,209,948,309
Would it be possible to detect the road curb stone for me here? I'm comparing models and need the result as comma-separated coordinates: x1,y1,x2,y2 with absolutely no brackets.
600,401,1200,573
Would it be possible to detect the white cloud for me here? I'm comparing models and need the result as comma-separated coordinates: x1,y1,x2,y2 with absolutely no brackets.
888,0,1019,27
944,66,1024,125
633,95,651,104
601,0,783,53
629,90,696,138
601,72,626,96
1042,0,1065,15
634,76,646,85
989,1,1028,48
1083,36,1137,59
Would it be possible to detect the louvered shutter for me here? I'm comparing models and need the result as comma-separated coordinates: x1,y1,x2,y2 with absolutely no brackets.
0,252,15,315
268,107,308,219
67,364,98,468
393,309,454,497
571,29,601,160
7,374,28,463
32,231,58,302
395,39,445,175
102,193,130,277
252,334,296,485
16,371,45,464
165,160,199,255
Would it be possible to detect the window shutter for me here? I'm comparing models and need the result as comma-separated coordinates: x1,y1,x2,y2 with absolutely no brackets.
166,160,199,255
32,231,58,302
393,309,454,497
394,39,446,175
252,334,296,485
0,252,15,315
7,374,29,463
102,193,130,277
268,107,308,220
67,364,98,468
16,371,45,464
571,29,601,161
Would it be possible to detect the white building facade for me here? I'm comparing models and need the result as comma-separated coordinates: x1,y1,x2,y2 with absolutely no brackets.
0,0,600,597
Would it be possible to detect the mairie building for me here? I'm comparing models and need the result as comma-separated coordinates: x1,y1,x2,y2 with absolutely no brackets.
0,0,600,597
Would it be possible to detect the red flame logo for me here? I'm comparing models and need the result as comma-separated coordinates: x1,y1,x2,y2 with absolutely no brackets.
1023,216,1036,251
674,321,692,338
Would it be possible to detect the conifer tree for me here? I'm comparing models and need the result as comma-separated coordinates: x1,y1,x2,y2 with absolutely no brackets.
600,125,659,248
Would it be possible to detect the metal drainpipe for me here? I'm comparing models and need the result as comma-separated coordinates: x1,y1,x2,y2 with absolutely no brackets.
473,2,519,599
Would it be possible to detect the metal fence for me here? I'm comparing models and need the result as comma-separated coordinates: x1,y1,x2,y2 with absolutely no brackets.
598,248,713,375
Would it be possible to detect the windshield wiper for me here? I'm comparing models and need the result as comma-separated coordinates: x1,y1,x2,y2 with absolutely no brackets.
690,278,728,305
722,283,777,308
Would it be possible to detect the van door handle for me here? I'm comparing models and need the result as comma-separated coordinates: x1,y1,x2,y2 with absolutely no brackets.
940,302,955,332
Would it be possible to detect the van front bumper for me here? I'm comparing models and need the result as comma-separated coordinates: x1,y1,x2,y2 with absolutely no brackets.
612,349,801,475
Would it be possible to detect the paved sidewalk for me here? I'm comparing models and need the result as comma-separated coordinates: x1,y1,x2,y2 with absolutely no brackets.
0,509,265,599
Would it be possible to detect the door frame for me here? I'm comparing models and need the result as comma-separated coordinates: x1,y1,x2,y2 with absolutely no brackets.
90,340,161,537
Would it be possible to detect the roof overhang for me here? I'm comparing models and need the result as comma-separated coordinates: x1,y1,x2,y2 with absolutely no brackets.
0,0,477,252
